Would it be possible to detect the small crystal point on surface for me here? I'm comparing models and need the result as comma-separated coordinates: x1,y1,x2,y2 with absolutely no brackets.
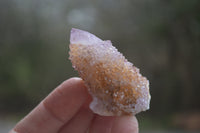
69,28,151,116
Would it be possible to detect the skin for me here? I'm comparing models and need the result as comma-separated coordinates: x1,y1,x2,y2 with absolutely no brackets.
10,77,138,133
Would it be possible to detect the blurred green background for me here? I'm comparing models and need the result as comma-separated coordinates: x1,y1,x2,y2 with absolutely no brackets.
0,0,200,132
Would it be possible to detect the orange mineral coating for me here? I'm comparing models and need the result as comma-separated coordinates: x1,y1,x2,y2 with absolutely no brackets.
69,28,150,116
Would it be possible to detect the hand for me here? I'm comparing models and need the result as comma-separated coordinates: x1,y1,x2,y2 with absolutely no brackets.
10,77,138,133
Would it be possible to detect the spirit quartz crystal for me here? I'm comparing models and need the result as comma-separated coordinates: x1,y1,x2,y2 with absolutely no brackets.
69,28,150,116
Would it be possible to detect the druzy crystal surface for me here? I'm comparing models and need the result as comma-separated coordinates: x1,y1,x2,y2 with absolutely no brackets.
69,28,151,116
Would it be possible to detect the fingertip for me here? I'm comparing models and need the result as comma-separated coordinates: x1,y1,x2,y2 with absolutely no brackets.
43,77,89,122
64,77,83,83
112,115,138,133
59,77,84,89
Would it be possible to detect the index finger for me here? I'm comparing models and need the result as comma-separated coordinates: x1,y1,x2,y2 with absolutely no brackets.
11,77,89,133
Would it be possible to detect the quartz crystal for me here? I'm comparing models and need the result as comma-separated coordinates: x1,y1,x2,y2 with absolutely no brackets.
69,28,151,116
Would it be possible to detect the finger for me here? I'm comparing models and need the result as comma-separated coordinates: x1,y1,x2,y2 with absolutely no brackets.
10,102,63,133
89,115,138,133
12,77,89,133
58,96,94,133
89,116,115,133
110,115,138,133
43,77,88,122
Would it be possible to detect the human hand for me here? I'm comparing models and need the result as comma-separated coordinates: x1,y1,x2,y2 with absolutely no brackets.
10,77,138,133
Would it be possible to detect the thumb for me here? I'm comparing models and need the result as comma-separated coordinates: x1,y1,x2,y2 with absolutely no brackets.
90,115,138,133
